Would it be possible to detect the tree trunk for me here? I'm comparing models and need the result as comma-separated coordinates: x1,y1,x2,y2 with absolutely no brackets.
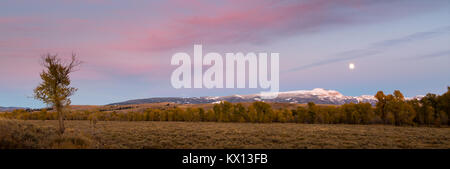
56,105,65,134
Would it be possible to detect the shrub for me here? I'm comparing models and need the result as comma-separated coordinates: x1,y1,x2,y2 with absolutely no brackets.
0,118,94,149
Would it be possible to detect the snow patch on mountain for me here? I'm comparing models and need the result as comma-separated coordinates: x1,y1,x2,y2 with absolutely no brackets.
108,88,425,106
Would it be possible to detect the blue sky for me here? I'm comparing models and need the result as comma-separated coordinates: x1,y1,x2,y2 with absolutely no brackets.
0,0,449,108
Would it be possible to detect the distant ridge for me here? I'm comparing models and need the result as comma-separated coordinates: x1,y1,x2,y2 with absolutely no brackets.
108,88,384,106
0,106,29,112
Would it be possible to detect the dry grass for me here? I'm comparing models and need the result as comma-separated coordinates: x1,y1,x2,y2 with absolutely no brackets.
17,120,450,149
0,118,94,149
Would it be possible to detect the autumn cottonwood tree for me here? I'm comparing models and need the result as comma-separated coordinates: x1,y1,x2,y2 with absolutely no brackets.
34,53,81,134
375,91,387,123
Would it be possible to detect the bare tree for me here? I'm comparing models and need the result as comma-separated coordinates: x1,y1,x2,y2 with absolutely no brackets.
34,53,81,134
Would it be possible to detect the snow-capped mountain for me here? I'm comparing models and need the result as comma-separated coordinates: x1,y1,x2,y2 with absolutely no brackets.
406,95,425,101
109,88,388,105
217,88,379,105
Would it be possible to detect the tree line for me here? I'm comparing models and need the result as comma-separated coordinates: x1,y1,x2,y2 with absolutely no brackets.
2,87,449,127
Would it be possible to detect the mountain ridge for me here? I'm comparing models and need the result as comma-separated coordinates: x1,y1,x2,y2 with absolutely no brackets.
0,106,29,112
109,88,424,106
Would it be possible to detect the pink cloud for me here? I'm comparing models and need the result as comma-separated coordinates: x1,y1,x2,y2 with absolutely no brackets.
0,16,39,24
0,37,37,49
113,0,365,52
112,0,443,53
0,0,442,85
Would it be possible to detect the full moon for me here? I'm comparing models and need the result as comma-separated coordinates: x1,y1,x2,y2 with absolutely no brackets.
349,63,355,70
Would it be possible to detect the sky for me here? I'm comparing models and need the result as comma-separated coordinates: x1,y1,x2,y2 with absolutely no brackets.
0,0,449,108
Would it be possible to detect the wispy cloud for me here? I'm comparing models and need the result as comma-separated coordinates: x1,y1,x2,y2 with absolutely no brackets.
114,0,444,53
402,50,450,61
286,25,450,72
2,0,447,78
373,26,450,47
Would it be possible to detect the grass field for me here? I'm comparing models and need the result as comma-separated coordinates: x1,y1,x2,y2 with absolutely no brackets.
5,120,447,149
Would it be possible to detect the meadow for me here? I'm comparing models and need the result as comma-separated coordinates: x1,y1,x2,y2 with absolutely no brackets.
1,119,449,149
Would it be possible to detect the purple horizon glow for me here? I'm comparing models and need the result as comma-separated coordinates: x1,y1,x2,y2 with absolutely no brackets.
0,0,449,108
